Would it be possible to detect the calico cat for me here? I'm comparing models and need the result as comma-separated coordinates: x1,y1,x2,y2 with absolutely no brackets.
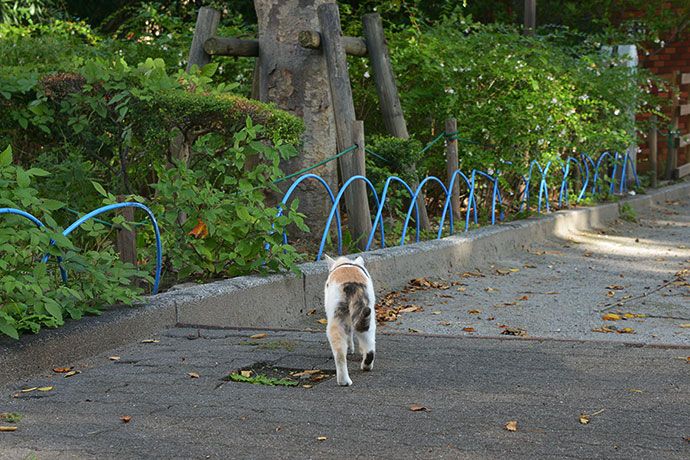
324,255,376,386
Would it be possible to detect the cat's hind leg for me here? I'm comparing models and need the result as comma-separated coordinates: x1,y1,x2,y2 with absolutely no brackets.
354,309,376,372
327,322,352,386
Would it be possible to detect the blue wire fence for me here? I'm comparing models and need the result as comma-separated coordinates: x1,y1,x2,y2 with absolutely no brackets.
275,150,638,261
1,141,638,300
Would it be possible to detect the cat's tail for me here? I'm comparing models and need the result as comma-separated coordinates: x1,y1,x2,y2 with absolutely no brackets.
342,282,372,333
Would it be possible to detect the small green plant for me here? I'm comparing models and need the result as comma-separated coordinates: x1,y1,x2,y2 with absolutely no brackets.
228,372,298,387
0,412,23,423
619,202,638,223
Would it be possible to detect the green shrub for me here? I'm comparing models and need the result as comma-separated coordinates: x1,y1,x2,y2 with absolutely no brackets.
0,145,148,339
150,120,308,281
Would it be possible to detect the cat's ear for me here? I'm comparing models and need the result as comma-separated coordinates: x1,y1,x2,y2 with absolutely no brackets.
354,256,364,266
325,254,335,270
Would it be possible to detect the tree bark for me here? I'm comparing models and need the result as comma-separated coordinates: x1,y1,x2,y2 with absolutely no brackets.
254,0,338,238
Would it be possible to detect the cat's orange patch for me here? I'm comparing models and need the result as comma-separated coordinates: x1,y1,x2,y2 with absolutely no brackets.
329,265,367,285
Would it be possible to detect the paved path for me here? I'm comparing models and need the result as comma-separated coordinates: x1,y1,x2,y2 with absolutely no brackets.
1,328,689,459
366,197,690,345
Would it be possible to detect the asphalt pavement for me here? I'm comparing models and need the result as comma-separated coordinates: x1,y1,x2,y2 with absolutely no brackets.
1,189,689,459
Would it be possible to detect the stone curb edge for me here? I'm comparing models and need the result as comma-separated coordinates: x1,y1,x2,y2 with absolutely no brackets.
1,181,688,386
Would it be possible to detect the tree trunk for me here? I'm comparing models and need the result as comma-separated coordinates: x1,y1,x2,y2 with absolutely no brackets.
254,0,338,239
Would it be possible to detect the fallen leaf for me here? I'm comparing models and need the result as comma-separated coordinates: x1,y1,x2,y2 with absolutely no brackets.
546,291,560,295
509,268,520,272
21,387,37,393
0,426,18,431
591,326,615,333
409,406,430,412
292,369,322,377
311,374,328,382
302,384,313,388
275,427,280,432
622,313,635,318
37,386,53,392
120,416,131,423
316,318,328,325
408,328,422,333
523,264,536,268
141,339,160,343
629,389,643,393
469,309,481,315
399,306,422,313
457,287,467,292
240,370,252,378
439,322,451,326
432,311,442,315
679,323,690,328
602,314,621,321
64,370,82,378
317,436,328,441
496,269,510,275
109,356,120,361
579,408,605,424
306,309,316,316
518,296,528,301
250,333,267,339
462,327,475,332
485,287,499,292
189,372,200,378
655,258,665,261
505,421,517,432
52,367,73,373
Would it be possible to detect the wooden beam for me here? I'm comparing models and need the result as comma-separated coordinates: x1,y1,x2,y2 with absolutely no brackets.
445,118,462,221
298,30,368,57
524,0,536,37
187,7,220,72
674,162,690,179
204,37,259,56
115,197,137,269
679,103,690,117
362,12,431,231
676,133,690,149
318,3,372,250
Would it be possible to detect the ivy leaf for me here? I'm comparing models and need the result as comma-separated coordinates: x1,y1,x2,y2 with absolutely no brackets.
0,145,12,167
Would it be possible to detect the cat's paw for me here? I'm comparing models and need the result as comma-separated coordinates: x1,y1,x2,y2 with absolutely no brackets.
337,376,353,386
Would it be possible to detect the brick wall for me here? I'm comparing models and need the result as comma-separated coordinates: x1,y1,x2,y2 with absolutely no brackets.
638,38,690,176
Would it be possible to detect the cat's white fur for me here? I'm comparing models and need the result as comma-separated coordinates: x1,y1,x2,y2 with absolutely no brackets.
324,255,376,386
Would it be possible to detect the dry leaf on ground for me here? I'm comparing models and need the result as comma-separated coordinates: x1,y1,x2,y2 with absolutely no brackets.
316,318,328,325
120,416,131,423
250,333,266,339
189,372,200,378
409,406,430,412
52,367,73,373
317,436,328,441
0,426,19,432
602,314,621,321
505,421,517,431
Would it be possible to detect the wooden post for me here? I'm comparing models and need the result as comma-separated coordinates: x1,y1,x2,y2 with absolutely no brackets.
524,0,536,37
664,71,679,180
445,118,462,222
649,115,657,188
186,7,221,72
115,196,137,268
362,12,431,231
318,3,372,250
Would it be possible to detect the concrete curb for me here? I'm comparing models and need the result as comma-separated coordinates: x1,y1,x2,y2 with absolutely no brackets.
1,180,688,386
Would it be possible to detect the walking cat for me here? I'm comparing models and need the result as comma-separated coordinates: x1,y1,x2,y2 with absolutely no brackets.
324,255,376,386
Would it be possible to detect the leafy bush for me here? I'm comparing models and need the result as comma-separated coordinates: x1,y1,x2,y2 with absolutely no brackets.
0,145,148,339
150,120,308,280
346,7,665,184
